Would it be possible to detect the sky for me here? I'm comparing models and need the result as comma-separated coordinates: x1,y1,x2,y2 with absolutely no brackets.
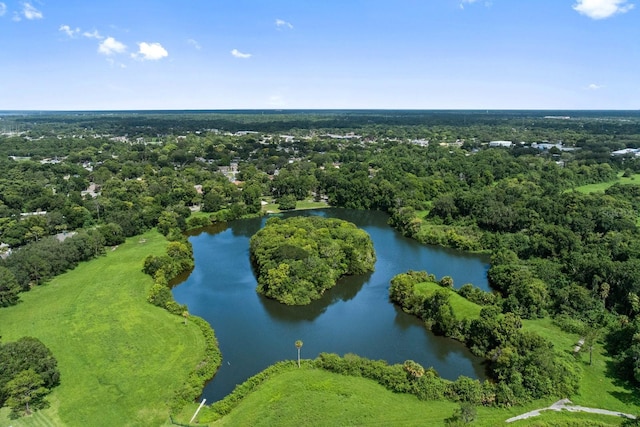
0,0,638,110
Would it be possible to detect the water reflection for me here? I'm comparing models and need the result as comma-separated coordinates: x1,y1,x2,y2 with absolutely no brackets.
172,209,490,402
259,272,371,322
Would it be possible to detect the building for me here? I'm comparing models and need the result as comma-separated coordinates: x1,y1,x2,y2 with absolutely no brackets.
488,140,513,148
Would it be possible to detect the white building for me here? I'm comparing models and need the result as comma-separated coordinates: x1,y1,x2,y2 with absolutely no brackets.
488,140,513,148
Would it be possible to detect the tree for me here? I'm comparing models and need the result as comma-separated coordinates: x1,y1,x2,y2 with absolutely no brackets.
4,369,49,417
251,216,375,305
0,336,60,403
445,402,477,426
439,275,454,288
0,266,21,307
277,194,297,210
295,340,303,368
458,402,477,423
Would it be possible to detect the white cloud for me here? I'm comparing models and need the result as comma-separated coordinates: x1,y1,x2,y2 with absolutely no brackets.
83,30,103,39
0,3,6,17
59,25,104,41
106,58,127,69
22,2,43,20
587,83,605,90
231,48,251,59
459,0,478,8
573,0,634,19
459,0,492,9
59,25,79,38
98,37,127,55
275,18,293,29
132,42,168,60
187,38,201,50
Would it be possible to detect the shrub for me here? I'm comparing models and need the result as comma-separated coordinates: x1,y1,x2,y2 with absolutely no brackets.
187,216,212,229
170,316,222,414
205,361,295,420
446,376,483,405
147,283,172,307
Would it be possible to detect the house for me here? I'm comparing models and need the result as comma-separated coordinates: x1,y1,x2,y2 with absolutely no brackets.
0,243,11,260
20,211,47,218
611,148,640,157
489,140,513,148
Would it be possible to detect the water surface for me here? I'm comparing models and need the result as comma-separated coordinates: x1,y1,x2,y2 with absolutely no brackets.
172,209,490,402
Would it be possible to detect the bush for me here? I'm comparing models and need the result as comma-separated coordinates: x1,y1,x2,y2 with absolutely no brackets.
439,276,454,288
446,376,483,405
147,283,172,307
277,194,297,210
170,316,222,414
165,300,187,315
205,361,295,420
552,314,588,335
315,353,449,401
187,215,212,229
457,283,497,306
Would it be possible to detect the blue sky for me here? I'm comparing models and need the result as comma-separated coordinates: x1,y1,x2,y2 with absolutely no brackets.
0,0,638,110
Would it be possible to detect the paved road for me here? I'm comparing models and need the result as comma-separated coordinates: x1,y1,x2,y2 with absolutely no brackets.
506,398,637,423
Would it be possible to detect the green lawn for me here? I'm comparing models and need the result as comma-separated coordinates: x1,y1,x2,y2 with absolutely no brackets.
261,197,328,213
211,367,459,427
0,230,207,427
414,281,483,320
521,317,580,352
190,366,629,426
522,318,640,415
572,172,640,194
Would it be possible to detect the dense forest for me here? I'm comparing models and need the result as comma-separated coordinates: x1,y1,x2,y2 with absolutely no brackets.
2,110,640,418
250,216,375,305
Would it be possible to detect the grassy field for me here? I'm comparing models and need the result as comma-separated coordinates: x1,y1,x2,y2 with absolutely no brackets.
201,303,640,426
0,230,207,427
196,365,630,426
261,197,329,213
414,281,483,320
522,317,580,351
211,367,459,426
572,172,640,194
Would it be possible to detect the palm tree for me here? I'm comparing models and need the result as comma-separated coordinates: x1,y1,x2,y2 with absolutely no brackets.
295,340,303,368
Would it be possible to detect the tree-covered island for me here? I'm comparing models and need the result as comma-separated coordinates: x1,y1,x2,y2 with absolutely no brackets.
250,216,376,305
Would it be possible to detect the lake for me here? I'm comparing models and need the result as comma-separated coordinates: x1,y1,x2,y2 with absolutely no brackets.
172,208,490,402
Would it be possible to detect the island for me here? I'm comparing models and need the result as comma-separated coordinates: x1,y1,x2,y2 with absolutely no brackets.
250,216,376,305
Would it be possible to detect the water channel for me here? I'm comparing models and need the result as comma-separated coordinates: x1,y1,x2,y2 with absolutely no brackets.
172,209,491,402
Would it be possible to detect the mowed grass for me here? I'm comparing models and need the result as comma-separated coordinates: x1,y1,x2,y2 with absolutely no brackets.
0,230,207,427
522,318,640,415
213,367,459,427
204,366,630,426
521,317,580,352
203,288,639,426
414,281,483,320
261,198,328,213
572,172,640,194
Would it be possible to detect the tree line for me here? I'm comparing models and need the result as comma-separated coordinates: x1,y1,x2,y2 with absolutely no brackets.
2,110,640,398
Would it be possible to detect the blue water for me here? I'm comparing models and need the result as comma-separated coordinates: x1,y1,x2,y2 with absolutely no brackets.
173,209,490,402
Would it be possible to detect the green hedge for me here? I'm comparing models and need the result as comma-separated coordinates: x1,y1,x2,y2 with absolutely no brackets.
202,361,299,422
169,316,222,413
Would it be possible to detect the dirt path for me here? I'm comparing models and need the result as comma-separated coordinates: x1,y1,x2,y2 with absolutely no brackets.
506,398,637,423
